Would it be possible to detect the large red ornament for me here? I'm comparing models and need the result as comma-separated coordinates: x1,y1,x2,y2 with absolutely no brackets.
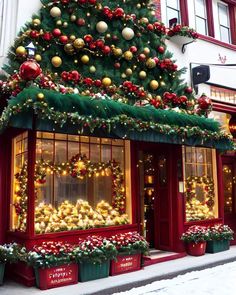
157,46,165,54
43,32,52,41
19,60,42,81
130,46,137,53
52,28,61,37
30,30,40,38
114,7,124,18
59,35,68,43
185,87,193,94
84,34,93,43
198,94,212,110
76,18,85,26
102,45,111,55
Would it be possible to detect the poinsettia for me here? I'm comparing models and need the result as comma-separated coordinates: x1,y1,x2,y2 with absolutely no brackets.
207,224,234,241
27,241,75,268
0,243,25,264
168,24,199,39
73,235,117,264
181,225,209,243
109,232,149,255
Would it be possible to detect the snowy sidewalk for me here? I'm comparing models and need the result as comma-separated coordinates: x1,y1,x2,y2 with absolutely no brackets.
2,246,236,295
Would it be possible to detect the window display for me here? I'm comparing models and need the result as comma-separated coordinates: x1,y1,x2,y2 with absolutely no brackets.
183,147,218,222
11,132,131,234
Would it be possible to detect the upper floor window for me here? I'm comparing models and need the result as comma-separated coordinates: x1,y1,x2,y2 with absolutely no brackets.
218,2,231,43
166,0,180,26
195,0,208,35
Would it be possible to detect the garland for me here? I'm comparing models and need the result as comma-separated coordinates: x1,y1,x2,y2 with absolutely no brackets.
0,97,233,150
14,154,125,231
185,176,215,209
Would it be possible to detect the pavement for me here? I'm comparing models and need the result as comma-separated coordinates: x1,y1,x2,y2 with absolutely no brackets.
2,246,236,295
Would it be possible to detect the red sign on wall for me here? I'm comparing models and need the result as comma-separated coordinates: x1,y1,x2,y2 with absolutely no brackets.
110,253,141,276
37,263,78,290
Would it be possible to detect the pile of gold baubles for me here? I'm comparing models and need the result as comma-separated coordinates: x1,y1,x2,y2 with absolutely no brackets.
35,199,129,234
186,198,215,221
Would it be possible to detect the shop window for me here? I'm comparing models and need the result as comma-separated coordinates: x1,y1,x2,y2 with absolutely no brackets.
11,132,28,231
11,132,131,234
183,146,218,222
194,0,208,35
218,2,231,43
223,164,233,213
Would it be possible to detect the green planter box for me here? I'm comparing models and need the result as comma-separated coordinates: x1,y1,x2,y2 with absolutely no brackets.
206,240,230,253
78,261,109,282
0,263,5,286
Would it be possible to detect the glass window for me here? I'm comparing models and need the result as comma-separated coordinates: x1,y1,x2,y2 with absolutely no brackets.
195,0,208,35
223,164,233,213
34,133,130,234
11,132,28,232
218,2,231,43
166,0,180,26
183,146,218,222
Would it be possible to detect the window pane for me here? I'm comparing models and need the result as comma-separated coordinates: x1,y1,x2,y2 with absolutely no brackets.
223,164,233,213
196,17,207,35
183,147,217,222
167,7,180,24
90,144,100,162
55,141,67,163
112,146,124,171
167,0,179,9
195,0,206,17
218,3,229,27
68,142,79,159
101,145,111,162
41,139,53,161
220,26,230,43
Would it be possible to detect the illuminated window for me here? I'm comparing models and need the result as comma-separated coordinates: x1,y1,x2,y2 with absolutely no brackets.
183,146,218,222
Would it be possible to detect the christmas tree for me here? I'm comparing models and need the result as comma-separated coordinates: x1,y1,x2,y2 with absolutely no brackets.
0,0,232,149
3,0,197,110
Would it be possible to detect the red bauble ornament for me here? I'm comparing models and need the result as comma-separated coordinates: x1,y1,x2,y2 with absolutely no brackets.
114,7,124,17
59,35,68,43
94,79,102,87
88,0,96,4
84,34,93,43
83,77,93,86
78,0,86,3
114,62,120,69
153,57,159,64
102,45,111,54
130,46,137,53
179,95,188,104
19,60,42,81
96,39,104,49
185,87,193,94
43,32,52,41
158,46,165,54
198,95,212,110
112,35,119,42
76,18,85,26
138,53,146,62
70,70,81,82
30,30,39,38
89,42,97,50
147,24,154,31
52,28,61,37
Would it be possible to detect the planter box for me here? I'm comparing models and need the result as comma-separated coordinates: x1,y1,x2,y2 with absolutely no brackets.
110,253,141,276
78,260,109,282
0,263,5,286
170,35,194,45
186,241,206,256
35,263,78,290
206,240,230,253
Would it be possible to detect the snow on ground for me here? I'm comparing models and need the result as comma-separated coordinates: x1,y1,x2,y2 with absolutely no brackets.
114,261,236,295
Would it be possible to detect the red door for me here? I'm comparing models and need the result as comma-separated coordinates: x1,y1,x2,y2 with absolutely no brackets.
136,143,173,250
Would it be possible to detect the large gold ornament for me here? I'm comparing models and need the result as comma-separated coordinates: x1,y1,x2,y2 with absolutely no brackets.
150,80,159,90
51,56,62,67
143,47,150,55
73,38,85,49
32,18,41,26
64,43,75,55
102,77,112,87
113,48,123,57
139,71,147,79
35,54,42,62
124,50,133,61
16,46,26,56
81,55,90,64
146,58,156,69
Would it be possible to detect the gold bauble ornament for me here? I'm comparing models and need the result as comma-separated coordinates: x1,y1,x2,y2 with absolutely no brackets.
32,18,41,26
50,6,61,18
140,17,149,24
96,3,103,10
106,33,111,39
37,93,45,100
102,77,112,87
64,43,74,54
89,66,96,73
16,46,26,56
156,95,162,101
137,3,141,8
35,54,42,62
73,38,85,49
70,35,76,41
143,47,150,55
149,80,159,90
125,68,133,76
121,73,126,78
81,55,90,64
113,48,123,57
160,81,166,86
146,58,156,69
70,14,76,22
63,22,68,28
124,50,133,61
139,71,147,79
56,20,62,26
51,56,62,67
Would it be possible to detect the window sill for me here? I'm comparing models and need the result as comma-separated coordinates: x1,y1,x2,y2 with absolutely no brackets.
198,34,236,51
184,217,223,227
